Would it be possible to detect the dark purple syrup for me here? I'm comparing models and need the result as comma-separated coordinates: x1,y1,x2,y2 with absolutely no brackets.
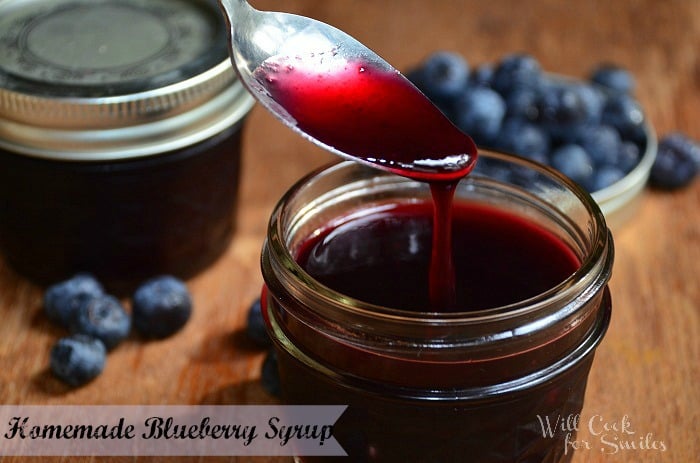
298,201,580,311
254,56,477,182
274,201,591,463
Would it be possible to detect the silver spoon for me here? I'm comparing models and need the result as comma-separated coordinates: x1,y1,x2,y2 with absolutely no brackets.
217,0,476,180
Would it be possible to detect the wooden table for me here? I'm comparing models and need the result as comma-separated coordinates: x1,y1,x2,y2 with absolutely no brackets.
0,1,697,462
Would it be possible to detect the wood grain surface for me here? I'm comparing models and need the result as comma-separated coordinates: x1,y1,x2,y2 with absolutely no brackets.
0,1,698,462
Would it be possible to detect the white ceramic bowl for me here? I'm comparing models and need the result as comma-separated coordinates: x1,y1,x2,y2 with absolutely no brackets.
591,121,657,229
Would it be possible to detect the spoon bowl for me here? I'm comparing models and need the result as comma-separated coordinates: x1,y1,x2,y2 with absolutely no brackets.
218,0,391,123
218,0,477,180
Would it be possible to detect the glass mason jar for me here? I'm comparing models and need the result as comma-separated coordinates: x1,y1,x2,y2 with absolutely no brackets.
0,0,254,289
261,152,614,463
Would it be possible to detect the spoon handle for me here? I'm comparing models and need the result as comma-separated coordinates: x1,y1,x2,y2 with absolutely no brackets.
218,0,253,19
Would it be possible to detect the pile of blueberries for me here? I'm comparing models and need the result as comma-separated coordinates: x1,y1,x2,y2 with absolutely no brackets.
44,274,280,394
44,273,192,386
406,52,700,191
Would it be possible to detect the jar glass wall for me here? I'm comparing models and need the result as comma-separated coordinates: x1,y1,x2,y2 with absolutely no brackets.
261,152,614,463
0,122,244,289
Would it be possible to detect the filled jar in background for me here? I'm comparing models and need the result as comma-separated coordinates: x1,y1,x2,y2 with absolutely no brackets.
0,0,254,289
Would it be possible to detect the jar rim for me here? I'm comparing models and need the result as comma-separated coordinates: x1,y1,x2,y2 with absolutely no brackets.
0,70,255,161
266,151,613,325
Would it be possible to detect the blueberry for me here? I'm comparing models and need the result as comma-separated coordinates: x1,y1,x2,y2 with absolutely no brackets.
590,64,635,94
601,93,645,139
452,87,506,145
468,63,494,88
70,294,130,350
491,53,543,96
44,273,104,328
649,133,700,190
571,82,605,125
505,87,540,121
658,132,700,166
495,118,550,160
575,124,622,166
132,276,192,338
550,144,595,187
589,166,625,191
411,51,469,104
50,334,106,386
261,349,281,397
536,82,589,140
246,298,271,348
618,141,642,173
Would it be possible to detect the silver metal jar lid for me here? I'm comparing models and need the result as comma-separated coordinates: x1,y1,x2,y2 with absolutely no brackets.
0,0,254,161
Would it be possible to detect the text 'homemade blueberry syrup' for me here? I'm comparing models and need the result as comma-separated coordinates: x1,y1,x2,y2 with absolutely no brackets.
254,54,479,310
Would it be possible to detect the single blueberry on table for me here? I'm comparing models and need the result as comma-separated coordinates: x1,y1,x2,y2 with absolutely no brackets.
246,298,271,348
70,294,130,350
657,132,700,167
649,133,700,190
590,64,635,94
50,334,106,387
132,275,192,338
491,53,543,96
453,87,506,145
261,349,281,397
44,273,104,328
410,51,469,104
550,144,595,187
